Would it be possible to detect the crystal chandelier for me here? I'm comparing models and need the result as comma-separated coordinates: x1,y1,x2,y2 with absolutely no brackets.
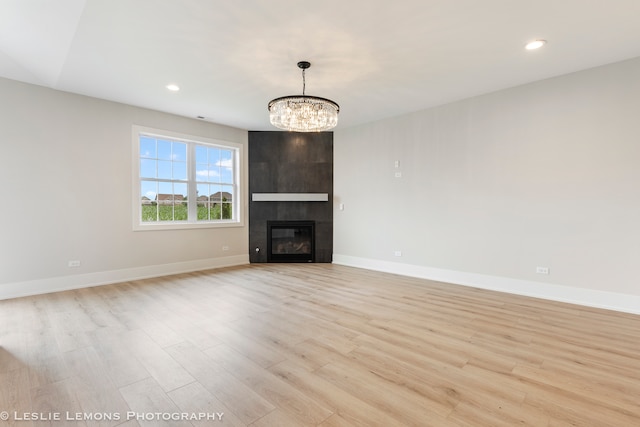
268,61,340,132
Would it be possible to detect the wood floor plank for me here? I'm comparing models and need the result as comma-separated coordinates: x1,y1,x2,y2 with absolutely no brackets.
118,377,191,427
523,384,640,427
30,378,87,427
62,346,132,426
86,327,150,389
120,329,195,392
205,344,334,426
247,409,305,427
24,327,71,389
0,368,33,427
214,323,288,369
513,362,640,415
167,381,244,427
447,399,550,427
164,341,275,425
269,359,409,427
314,361,457,427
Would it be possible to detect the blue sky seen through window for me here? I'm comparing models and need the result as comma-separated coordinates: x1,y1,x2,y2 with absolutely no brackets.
139,136,234,202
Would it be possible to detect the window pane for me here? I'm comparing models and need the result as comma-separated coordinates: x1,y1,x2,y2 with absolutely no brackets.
196,164,218,182
195,164,206,182
174,183,187,200
173,161,187,180
157,181,175,222
140,159,157,178
209,165,221,182
141,203,158,222
220,150,232,166
158,181,172,196
208,147,220,165
197,183,210,221
141,181,158,201
195,145,207,163
140,181,158,222
174,207,187,220
221,185,233,202
172,142,186,161
158,160,172,179
197,202,209,220
140,137,156,158
174,202,187,221
157,140,172,160
158,204,173,221
210,203,221,220
197,206,208,220
221,203,232,220
220,167,233,184
197,183,209,200
209,185,222,202
208,184,221,220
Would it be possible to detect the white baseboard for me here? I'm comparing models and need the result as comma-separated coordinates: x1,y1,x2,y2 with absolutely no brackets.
5,254,638,315
0,255,249,300
333,254,640,315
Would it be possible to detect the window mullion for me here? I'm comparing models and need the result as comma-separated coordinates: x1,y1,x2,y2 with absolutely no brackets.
187,143,197,221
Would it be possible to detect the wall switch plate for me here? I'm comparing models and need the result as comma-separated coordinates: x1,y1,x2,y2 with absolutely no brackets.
68,260,81,268
222,246,229,251
395,172,402,178
394,251,402,257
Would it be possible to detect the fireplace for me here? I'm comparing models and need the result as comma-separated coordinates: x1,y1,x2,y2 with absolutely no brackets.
249,131,333,263
267,220,315,262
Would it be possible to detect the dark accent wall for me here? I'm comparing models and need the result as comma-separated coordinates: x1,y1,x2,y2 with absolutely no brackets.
249,131,333,263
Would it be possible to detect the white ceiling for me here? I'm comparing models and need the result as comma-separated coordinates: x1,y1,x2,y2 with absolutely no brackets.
2,0,640,131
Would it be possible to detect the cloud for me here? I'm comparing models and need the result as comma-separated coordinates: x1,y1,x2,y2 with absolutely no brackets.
196,169,221,178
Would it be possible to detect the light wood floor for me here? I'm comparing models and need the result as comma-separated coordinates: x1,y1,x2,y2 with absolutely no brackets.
1,264,639,426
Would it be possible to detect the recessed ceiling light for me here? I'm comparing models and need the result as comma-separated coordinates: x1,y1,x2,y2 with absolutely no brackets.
166,84,180,91
525,39,547,50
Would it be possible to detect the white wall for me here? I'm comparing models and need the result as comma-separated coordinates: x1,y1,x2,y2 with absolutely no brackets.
0,78,248,299
334,57,640,314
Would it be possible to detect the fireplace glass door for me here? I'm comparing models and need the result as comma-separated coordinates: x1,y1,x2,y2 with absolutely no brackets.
267,220,315,262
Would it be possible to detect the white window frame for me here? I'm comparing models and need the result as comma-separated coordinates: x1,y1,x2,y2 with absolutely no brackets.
132,125,244,231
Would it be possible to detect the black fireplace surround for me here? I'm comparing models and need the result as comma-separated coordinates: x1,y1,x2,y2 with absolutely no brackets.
248,131,333,263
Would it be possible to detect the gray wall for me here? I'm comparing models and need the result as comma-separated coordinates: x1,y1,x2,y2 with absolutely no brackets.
249,131,333,262
334,57,640,312
0,77,248,299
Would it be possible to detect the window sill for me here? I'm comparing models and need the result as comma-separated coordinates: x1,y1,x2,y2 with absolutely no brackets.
133,220,244,231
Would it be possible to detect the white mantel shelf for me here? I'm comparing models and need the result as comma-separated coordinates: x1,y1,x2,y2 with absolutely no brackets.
252,193,329,202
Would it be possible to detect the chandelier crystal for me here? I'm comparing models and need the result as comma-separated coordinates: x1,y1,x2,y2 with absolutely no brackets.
268,61,339,132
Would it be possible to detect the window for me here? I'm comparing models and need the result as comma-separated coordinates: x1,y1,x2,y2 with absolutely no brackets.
133,126,243,230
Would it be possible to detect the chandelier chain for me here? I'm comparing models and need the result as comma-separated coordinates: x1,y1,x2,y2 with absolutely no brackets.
302,68,306,96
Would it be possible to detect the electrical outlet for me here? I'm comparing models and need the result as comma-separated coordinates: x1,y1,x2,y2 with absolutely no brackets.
222,246,229,251
536,266,549,275
68,260,81,268
394,250,402,257
394,172,402,178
